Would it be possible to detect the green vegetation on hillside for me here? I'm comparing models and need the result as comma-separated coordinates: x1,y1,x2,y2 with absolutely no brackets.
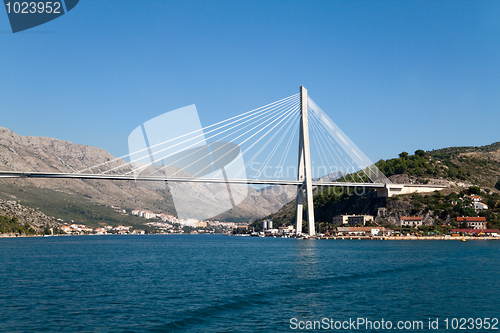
0,184,150,229
314,187,380,222
375,149,467,179
256,141,500,232
375,144,500,188
377,150,430,177
251,187,384,233
428,142,500,155
0,215,35,235
392,187,500,229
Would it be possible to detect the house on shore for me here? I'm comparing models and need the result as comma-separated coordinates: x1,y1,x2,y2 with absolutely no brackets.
457,216,487,229
332,214,374,226
451,229,499,236
336,226,387,236
397,216,423,227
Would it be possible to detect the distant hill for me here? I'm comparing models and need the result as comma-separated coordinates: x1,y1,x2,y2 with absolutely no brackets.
429,142,500,155
376,142,500,187
253,142,500,232
0,127,295,227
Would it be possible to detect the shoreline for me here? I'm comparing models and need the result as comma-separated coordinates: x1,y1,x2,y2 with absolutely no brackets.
2,233,500,241
317,235,500,240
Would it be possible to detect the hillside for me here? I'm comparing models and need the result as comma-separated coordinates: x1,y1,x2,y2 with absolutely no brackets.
0,127,295,227
0,198,62,235
377,143,500,188
253,142,500,232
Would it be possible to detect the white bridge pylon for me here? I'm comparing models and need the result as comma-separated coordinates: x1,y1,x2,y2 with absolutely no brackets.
0,86,393,235
293,86,393,236
295,86,315,236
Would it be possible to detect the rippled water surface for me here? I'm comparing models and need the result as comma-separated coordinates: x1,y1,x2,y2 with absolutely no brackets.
1,235,499,332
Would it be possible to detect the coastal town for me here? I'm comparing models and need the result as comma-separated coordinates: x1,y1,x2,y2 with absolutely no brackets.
2,190,498,240
249,192,500,239
2,188,499,241
252,215,499,239
56,208,247,235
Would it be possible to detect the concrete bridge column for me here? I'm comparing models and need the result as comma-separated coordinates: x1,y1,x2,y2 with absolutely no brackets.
295,86,315,236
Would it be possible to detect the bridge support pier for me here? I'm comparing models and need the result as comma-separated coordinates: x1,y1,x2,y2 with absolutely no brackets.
295,86,315,236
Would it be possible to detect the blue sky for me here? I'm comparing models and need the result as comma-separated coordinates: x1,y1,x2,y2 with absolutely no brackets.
1,0,500,164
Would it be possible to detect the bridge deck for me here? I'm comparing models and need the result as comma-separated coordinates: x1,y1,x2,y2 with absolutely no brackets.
0,171,387,187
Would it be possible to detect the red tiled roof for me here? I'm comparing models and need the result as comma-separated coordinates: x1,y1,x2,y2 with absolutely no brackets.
456,217,486,222
401,216,422,221
451,229,499,233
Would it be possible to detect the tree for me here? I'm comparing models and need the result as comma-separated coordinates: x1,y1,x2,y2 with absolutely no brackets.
399,151,409,159
415,149,426,157
468,186,481,195
394,162,407,174
460,220,468,229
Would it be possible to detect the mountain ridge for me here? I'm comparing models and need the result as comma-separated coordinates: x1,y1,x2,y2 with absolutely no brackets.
0,127,295,226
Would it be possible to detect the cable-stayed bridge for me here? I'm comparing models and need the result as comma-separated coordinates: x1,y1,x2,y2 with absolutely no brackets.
0,87,444,235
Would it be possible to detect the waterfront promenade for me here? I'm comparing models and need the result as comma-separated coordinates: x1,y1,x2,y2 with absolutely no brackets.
317,235,500,240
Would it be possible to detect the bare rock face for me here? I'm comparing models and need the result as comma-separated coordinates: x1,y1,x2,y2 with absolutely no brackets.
376,198,439,226
0,198,60,232
0,127,170,212
0,128,295,222
0,127,128,173
375,199,413,225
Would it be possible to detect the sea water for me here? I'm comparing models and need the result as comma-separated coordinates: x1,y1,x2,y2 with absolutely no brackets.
0,235,499,332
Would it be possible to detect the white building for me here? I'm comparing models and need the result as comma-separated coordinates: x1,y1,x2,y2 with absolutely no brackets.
457,217,487,229
398,216,423,227
278,225,295,235
332,214,374,226
332,215,352,225
336,226,386,236
474,202,488,211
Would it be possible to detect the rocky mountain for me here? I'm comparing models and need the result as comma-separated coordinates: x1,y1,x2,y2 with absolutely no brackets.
0,198,61,234
0,127,296,226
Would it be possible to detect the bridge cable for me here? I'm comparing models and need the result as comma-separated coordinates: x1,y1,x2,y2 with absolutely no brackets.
142,97,300,178
308,111,361,183
109,95,298,175
274,119,299,179
253,110,300,179
76,93,299,174
114,96,299,176
235,108,300,179
310,110,374,183
207,106,299,179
